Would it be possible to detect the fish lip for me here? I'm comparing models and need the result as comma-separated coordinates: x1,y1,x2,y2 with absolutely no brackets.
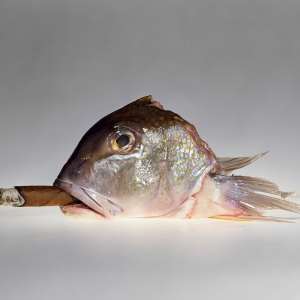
53,178,123,219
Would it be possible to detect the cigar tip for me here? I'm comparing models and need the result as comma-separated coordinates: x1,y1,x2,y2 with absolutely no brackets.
0,187,25,206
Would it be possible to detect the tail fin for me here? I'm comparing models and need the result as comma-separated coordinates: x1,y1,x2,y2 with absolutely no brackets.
217,152,267,174
211,175,300,218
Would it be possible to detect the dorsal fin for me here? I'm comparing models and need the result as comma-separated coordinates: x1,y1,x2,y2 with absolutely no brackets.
121,95,164,111
217,152,268,174
121,95,153,110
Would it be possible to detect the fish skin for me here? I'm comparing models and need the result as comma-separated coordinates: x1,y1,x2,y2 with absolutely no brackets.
54,96,300,221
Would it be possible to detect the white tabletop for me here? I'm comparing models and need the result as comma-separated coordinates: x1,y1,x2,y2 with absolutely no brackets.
1,206,300,300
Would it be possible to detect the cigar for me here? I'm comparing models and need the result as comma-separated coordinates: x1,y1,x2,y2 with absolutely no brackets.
0,186,78,207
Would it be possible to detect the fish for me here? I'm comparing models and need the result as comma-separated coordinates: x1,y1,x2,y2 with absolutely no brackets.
54,95,300,221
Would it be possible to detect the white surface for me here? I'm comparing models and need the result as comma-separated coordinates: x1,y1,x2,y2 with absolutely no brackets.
1,1,300,299
1,207,300,300
0,208,300,299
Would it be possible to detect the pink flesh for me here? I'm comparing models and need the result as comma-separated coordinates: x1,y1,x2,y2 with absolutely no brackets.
61,203,106,220
149,100,164,110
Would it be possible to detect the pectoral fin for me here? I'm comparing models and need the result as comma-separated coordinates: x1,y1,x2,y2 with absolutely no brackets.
210,174,300,220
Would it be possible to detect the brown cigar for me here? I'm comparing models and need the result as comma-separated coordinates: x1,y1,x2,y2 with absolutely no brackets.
9,186,78,207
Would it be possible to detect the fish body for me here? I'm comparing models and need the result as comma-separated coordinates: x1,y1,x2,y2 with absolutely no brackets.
54,96,300,221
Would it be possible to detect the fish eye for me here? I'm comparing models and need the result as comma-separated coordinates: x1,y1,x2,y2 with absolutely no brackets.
116,135,130,148
110,129,137,154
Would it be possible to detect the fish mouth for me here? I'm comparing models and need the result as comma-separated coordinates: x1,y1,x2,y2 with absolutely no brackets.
54,178,123,219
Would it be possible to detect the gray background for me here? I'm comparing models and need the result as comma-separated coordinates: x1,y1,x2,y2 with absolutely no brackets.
1,1,300,299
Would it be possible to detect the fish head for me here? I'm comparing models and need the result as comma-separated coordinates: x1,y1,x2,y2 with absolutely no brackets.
54,96,220,218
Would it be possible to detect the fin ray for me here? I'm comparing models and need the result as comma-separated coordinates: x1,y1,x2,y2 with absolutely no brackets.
211,175,300,217
217,152,267,174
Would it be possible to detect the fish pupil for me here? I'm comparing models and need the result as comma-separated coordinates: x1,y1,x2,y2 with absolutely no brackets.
116,135,130,148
